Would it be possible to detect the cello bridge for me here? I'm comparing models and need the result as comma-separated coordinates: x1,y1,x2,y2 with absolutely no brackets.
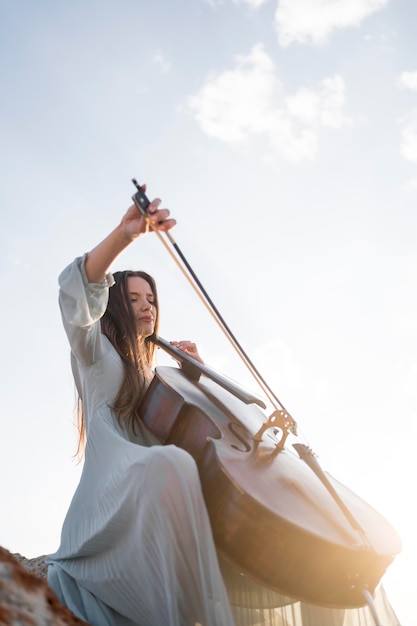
253,409,297,453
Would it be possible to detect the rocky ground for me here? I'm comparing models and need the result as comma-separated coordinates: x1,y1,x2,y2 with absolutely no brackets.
12,553,48,580
0,547,89,625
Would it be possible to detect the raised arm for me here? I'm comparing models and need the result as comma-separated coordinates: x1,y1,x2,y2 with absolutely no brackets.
85,191,176,283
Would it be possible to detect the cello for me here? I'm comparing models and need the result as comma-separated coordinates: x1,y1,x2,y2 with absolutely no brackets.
132,181,402,614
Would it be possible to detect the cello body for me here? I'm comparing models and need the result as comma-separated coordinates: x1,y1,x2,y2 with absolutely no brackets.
139,364,402,609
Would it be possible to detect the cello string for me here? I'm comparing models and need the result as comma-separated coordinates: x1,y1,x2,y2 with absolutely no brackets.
362,589,383,626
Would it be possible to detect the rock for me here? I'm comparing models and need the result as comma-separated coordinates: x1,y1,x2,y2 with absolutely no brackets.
12,553,48,580
0,546,89,625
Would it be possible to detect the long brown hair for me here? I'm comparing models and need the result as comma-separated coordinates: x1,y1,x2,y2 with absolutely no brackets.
76,270,159,456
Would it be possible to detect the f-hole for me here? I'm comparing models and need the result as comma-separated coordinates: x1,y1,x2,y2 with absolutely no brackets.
228,422,251,452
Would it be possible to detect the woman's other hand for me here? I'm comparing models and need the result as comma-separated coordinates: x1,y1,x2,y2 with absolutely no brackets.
170,341,204,365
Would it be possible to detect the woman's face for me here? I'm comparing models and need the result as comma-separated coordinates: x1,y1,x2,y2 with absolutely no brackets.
127,276,157,337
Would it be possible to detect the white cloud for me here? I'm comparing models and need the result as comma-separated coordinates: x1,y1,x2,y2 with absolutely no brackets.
185,44,351,162
275,0,388,47
234,0,269,7
398,71,417,92
153,51,171,74
206,0,268,7
398,72,417,169
8,253,30,270
186,45,279,144
400,110,417,163
286,75,351,128
408,176,417,190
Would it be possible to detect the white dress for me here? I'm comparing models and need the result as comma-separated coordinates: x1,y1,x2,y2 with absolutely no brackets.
46,256,236,626
47,256,401,626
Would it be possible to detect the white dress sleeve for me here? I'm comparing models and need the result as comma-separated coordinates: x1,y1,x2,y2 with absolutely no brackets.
58,254,115,365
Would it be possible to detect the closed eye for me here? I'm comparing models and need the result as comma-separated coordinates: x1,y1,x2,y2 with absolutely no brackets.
129,292,154,304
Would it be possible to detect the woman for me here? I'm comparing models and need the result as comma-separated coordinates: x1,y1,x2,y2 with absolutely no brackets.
47,191,401,626
46,194,236,626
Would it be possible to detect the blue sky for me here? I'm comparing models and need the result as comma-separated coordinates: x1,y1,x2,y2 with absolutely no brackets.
1,1,416,624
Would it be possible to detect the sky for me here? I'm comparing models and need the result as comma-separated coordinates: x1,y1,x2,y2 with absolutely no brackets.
1,0,416,624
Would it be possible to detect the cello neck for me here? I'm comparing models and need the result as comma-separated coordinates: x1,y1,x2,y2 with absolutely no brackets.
152,335,266,409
